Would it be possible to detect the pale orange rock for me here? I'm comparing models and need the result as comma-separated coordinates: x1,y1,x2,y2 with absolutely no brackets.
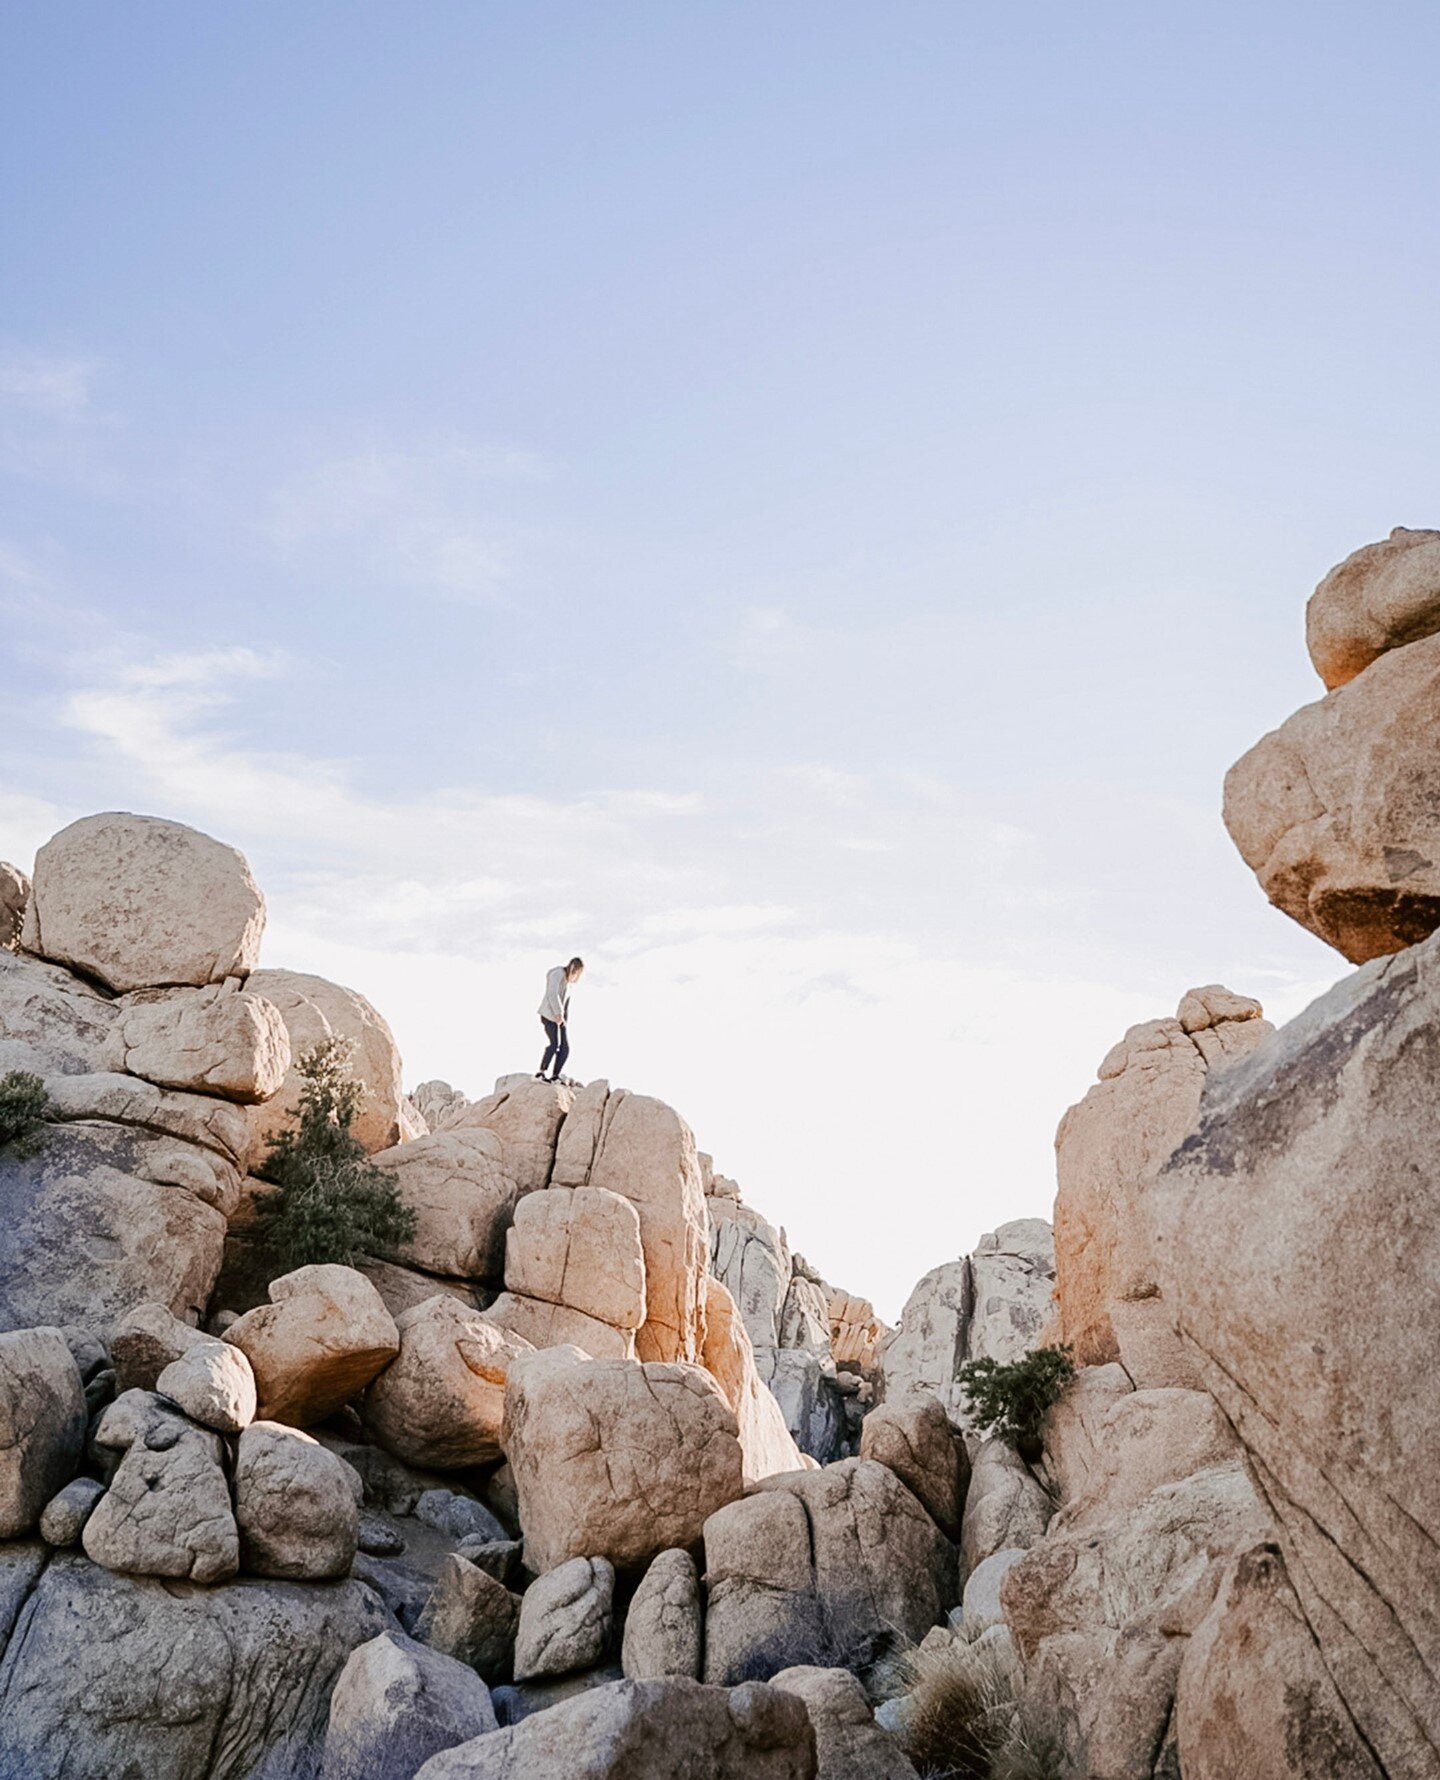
483,1291,635,1360
1224,632,1440,961
371,1126,518,1282
1306,525,1440,689
455,1073,574,1196
503,1185,645,1330
110,981,290,1103
700,1277,804,1484
223,1263,399,1427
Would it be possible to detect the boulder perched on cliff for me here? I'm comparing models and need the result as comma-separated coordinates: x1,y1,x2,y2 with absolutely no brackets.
412,1677,817,1780
366,1294,531,1470
1224,630,1440,961
457,1074,574,1196
322,1630,498,1780
109,981,290,1102
552,1087,708,1364
0,1325,85,1536
1150,927,1440,1778
1306,525,1440,689
504,1345,744,1574
503,1185,645,1331
702,1459,953,1685
224,1264,399,1427
880,1220,1055,1424
21,812,267,993
372,1127,518,1282
0,1550,392,1778
243,968,414,1163
1053,985,1269,1380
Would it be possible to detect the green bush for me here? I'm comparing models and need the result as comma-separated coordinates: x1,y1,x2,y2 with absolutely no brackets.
255,1037,416,1272
0,1069,49,1158
956,1345,1075,1460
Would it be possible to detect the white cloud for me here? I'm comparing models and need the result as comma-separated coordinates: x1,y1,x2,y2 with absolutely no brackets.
0,349,96,419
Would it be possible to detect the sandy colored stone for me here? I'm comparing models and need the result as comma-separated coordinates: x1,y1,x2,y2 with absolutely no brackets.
22,812,265,993
770,1665,919,1780
504,1185,645,1329
358,1255,482,1320
1306,526,1440,689
418,1553,522,1683
557,1088,709,1364
233,1419,359,1579
224,1263,399,1427
0,945,116,1079
504,1345,745,1574
826,1289,888,1376
1150,930,1440,1777
243,967,409,1163
0,863,29,949
1175,1544,1382,1779
411,1078,472,1132
1056,1388,1238,1529
709,1198,791,1349
1053,986,1269,1374
322,1630,498,1780
0,1326,85,1536
703,1459,954,1685
83,1389,238,1584
514,1556,615,1681
110,981,290,1102
156,1330,256,1432
859,1392,965,1540
372,1126,518,1281
111,1300,205,1391
622,1549,702,1681
1040,1361,1134,1507
483,1292,635,1360
43,1069,249,1166
366,1294,531,1470
458,1074,574,1195
959,1438,1053,1577
1225,631,1440,961
412,1677,817,1780
701,1276,805,1484
38,1474,105,1546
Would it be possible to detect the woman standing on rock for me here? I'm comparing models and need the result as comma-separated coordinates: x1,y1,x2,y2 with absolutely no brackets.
536,957,584,1084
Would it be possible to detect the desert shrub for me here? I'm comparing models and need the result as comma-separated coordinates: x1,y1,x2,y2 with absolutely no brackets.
956,1345,1075,1460
723,1594,893,1685
255,1037,416,1271
0,1069,49,1157
900,1637,1064,1780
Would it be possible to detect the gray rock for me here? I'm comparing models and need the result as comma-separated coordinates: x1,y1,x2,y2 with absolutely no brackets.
959,1438,1053,1577
234,1421,360,1580
418,1554,521,1683
513,1556,614,1681
621,1548,701,1681
771,1665,920,1779
0,1551,392,1778
322,1630,496,1780
456,1537,523,1587
0,1325,85,1536
960,1547,1027,1638
491,1664,624,1726
359,1514,407,1558
754,1347,847,1464
38,1475,105,1547
412,1677,816,1779
416,1488,509,1545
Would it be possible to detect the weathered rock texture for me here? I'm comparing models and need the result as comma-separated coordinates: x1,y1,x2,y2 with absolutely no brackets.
0,862,28,948
504,1345,745,1574
1225,629,1440,962
110,981,290,1102
322,1630,498,1780
1306,525,1440,689
224,1264,399,1427
412,1677,817,1780
622,1548,702,1681
701,1276,806,1483
504,1185,645,1330
458,1074,574,1196
21,812,266,993
880,1219,1055,1425
513,1555,615,1680
0,1325,85,1536
234,1420,360,1579
373,1126,518,1282
859,1392,965,1541
1151,929,1440,1778
771,1664,920,1780
1053,985,1270,1381
366,1294,531,1469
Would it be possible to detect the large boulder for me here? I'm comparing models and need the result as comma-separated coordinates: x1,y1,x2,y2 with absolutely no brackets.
457,1075,574,1196
411,1677,817,1780
503,1345,744,1574
0,1551,392,1779
0,1326,85,1536
112,1299,210,1392
83,1390,239,1584
958,1438,1053,1576
156,1328,257,1432
110,981,290,1102
702,1459,954,1685
879,1221,1055,1426
224,1264,399,1427
371,1127,518,1282
1224,630,1440,961
21,812,266,993
701,1277,805,1483
621,1549,702,1681
859,1393,965,1541
322,1630,498,1780
553,1087,708,1364
234,1420,360,1579
243,968,412,1164
709,1198,791,1349
770,1665,920,1780
365,1295,531,1470
0,862,28,948
1150,928,1440,1777
0,944,116,1078
1053,985,1270,1378
513,1556,615,1681
503,1186,645,1330
1306,525,1440,689
416,1553,521,1683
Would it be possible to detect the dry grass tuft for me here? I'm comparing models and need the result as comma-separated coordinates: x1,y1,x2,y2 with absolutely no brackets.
899,1636,1066,1780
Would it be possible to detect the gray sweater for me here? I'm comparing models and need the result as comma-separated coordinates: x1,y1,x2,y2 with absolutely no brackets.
538,965,571,1024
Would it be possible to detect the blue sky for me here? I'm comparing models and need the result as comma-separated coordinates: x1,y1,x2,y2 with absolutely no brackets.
2,3,1432,1315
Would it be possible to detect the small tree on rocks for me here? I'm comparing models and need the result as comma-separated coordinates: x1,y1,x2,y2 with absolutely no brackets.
956,1345,1075,1463
0,1070,49,1157
255,1037,416,1271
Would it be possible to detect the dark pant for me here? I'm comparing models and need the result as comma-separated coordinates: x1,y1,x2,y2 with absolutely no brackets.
539,1018,569,1080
